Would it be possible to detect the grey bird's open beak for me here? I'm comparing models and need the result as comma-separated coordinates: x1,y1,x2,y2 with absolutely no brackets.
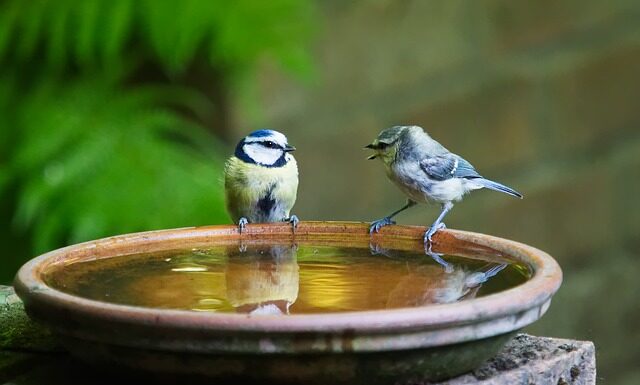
364,143,377,159
284,144,296,152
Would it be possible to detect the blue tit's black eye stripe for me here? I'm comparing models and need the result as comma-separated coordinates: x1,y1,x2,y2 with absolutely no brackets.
260,140,281,149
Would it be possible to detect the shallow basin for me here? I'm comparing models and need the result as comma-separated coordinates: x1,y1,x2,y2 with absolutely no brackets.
14,222,562,384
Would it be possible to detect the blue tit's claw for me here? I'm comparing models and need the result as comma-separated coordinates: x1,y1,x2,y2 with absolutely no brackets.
288,215,299,232
369,217,396,234
238,217,249,234
423,222,446,244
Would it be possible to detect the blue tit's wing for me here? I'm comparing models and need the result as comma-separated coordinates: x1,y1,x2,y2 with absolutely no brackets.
419,154,482,181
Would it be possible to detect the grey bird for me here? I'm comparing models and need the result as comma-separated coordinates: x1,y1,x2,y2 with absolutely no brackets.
365,125,523,244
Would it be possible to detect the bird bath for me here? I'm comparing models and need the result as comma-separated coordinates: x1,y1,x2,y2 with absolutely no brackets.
14,222,562,384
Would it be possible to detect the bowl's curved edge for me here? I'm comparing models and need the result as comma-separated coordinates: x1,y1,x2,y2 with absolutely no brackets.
13,221,562,354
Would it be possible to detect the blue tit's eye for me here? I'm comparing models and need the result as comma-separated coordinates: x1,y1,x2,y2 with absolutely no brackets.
378,142,390,149
263,141,277,148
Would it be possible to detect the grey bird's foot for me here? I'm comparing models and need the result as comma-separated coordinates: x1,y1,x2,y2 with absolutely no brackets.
287,215,299,232
369,217,396,234
238,217,248,233
423,222,446,245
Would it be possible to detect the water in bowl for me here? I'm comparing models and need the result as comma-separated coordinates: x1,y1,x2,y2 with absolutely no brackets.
44,243,530,315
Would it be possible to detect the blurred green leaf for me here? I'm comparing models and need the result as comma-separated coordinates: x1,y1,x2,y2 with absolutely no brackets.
0,1,20,60
2,0,315,80
74,0,101,67
101,0,133,67
46,0,71,69
11,80,229,252
15,1,40,60
0,0,317,259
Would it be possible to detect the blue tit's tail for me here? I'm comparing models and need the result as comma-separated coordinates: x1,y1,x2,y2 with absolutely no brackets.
475,178,523,199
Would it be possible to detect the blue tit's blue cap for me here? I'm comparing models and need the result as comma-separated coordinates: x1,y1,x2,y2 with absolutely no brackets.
247,129,276,138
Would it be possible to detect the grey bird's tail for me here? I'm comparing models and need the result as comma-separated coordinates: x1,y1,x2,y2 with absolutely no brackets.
475,178,523,199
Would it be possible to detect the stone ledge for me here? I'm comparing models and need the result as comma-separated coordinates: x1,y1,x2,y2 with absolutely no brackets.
1,285,595,384
0,285,60,352
415,334,596,385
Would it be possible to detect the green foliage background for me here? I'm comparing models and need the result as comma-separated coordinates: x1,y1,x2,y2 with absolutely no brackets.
0,0,315,283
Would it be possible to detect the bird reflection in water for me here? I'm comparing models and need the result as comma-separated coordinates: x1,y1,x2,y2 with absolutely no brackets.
370,242,507,306
225,243,299,315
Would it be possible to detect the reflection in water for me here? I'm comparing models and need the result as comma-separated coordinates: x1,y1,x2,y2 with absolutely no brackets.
373,243,509,306
45,242,527,314
225,243,299,315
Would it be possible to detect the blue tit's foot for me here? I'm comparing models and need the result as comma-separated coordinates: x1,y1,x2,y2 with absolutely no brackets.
238,217,249,233
287,215,299,232
423,222,446,245
369,217,396,234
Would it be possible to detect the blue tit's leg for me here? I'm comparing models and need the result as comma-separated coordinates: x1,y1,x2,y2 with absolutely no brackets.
238,217,249,233
424,202,453,245
369,200,416,234
287,215,299,232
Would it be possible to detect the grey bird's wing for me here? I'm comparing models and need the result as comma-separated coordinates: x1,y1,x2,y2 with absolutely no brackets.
419,154,481,180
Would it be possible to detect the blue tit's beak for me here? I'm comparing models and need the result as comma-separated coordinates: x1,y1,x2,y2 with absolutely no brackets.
284,144,296,152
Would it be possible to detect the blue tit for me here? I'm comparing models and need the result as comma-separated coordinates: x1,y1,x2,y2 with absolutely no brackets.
224,129,299,232
365,125,522,244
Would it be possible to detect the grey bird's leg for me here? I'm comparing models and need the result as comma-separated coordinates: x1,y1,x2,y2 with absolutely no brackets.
424,201,453,245
238,217,249,233
369,200,416,234
287,215,299,232
424,245,454,273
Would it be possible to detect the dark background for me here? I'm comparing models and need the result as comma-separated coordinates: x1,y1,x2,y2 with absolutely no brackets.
1,1,639,383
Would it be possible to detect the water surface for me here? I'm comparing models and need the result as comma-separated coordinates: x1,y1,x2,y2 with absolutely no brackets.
45,244,530,314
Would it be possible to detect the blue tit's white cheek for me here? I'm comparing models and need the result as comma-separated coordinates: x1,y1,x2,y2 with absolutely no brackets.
243,143,283,166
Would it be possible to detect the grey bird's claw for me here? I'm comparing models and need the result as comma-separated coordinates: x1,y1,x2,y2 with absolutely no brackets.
423,222,446,245
288,215,299,232
238,217,248,234
369,216,396,234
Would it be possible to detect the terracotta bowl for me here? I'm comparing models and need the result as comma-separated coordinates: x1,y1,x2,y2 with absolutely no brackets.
14,222,562,384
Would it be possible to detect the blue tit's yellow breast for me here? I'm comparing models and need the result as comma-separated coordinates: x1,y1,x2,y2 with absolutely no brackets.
224,156,298,222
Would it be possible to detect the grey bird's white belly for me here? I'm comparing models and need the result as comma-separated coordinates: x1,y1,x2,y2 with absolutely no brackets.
386,161,481,204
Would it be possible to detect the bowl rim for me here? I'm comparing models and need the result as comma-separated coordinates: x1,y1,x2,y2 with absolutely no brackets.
14,222,562,332
14,221,562,349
